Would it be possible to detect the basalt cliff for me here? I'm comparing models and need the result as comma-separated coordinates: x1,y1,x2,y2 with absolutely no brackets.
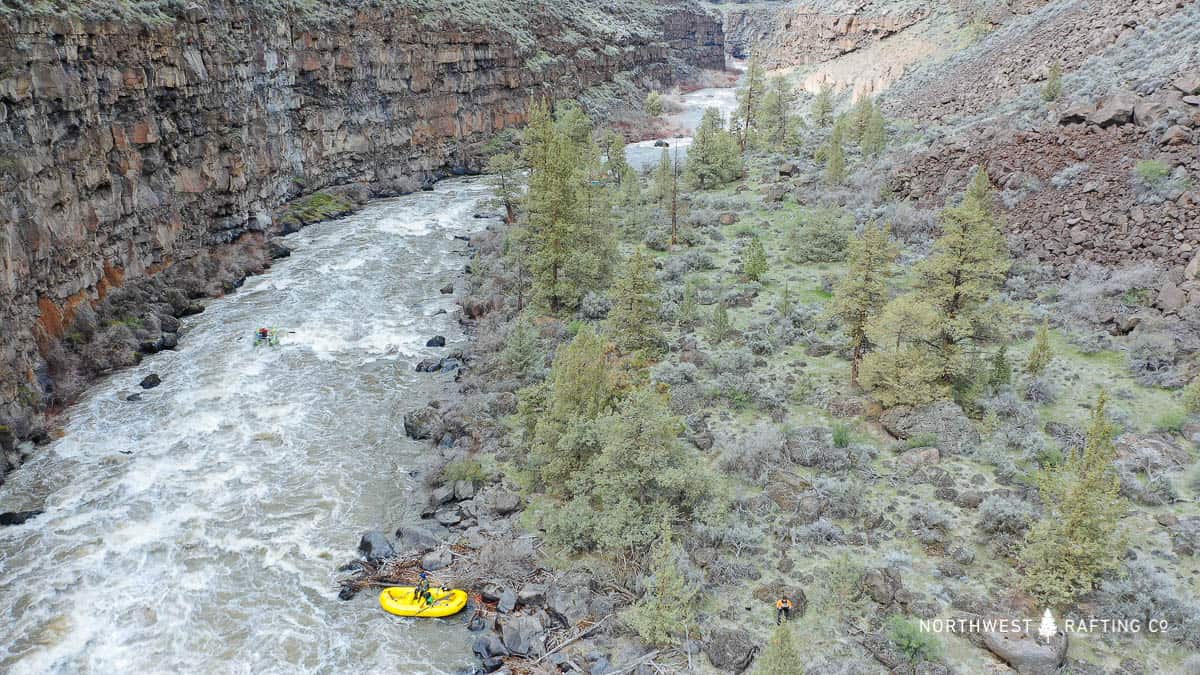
0,1,724,461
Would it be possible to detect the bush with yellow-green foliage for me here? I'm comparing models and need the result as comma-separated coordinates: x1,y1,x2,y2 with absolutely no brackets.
859,170,1011,407
754,624,803,674
1183,376,1200,414
1021,391,1126,607
743,236,769,281
1025,319,1053,375
626,523,697,647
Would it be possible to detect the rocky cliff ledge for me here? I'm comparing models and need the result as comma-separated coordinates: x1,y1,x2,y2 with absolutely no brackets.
0,1,724,458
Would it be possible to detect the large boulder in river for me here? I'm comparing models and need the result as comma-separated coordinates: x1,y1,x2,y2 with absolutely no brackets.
703,627,757,672
880,401,980,454
357,531,394,560
403,405,444,440
395,523,447,554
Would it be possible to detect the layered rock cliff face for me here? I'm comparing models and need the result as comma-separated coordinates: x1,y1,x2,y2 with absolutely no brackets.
0,1,724,455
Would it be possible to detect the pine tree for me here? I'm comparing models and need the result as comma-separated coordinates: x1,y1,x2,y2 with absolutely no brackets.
628,519,698,647
732,56,766,152
912,168,1011,391
831,223,900,384
755,624,804,675
527,327,619,491
607,248,662,353
619,166,645,235
645,90,664,117
776,282,794,319
759,75,799,150
860,107,886,157
744,236,768,281
824,121,846,185
1021,391,1125,607
678,281,700,328
485,151,522,224
989,344,1012,387
653,148,672,204
685,107,742,189
604,131,629,183
501,318,542,378
1026,319,1053,376
812,82,834,127
849,96,874,144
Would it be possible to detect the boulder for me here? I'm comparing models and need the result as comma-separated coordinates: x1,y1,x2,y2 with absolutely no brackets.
159,332,178,349
517,584,547,607
1173,73,1200,95
357,531,394,560
0,510,43,526
1184,249,1200,281
497,588,517,614
500,613,544,656
859,567,904,607
1161,125,1192,146
403,406,443,440
1155,280,1188,313
546,583,592,626
426,335,446,347
473,634,509,659
982,627,1068,674
718,212,738,226
414,358,442,373
1057,104,1093,125
1088,92,1137,127
899,446,940,467
703,627,757,672
653,139,669,147
879,400,980,453
779,162,799,176
453,480,476,501
1133,98,1169,127
421,546,454,571
267,240,291,259
440,283,454,294
139,373,161,389
395,523,446,552
488,489,521,515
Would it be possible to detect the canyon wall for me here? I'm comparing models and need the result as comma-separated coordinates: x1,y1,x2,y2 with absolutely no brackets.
0,1,724,452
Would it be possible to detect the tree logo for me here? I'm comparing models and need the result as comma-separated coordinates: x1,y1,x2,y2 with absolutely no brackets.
1038,609,1058,642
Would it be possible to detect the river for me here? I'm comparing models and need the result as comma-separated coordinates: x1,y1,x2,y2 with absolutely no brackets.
0,78,738,675
0,180,492,674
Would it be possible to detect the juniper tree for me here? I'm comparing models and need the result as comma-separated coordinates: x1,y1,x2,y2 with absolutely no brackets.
831,223,900,384
628,519,697,647
1026,319,1053,376
744,236,768,281
989,344,1012,387
607,248,662,353
732,56,766,151
849,96,874,143
678,281,700,328
501,317,542,379
812,82,834,127
824,122,847,185
685,107,742,189
707,302,732,344
604,131,629,184
485,151,522,224
861,106,887,157
759,75,799,150
1021,391,1125,606
755,624,804,675
859,293,947,405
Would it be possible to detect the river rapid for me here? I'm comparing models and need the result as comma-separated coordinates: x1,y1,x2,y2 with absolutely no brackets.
0,180,493,674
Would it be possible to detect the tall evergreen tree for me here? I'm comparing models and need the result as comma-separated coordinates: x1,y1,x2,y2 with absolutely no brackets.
732,56,767,152
485,151,522,224
653,148,673,204
1021,391,1125,606
685,107,742,189
759,75,800,150
607,248,662,353
812,82,834,127
824,122,847,185
628,520,698,647
604,130,630,184
1026,319,1053,376
849,95,874,144
831,223,900,384
860,107,887,157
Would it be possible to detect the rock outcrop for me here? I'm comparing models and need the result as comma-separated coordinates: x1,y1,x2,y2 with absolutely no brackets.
0,1,724,458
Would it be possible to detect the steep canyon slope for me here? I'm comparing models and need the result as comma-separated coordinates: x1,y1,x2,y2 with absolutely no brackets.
0,0,724,459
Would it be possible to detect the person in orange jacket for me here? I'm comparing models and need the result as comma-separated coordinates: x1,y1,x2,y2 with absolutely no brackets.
775,596,793,625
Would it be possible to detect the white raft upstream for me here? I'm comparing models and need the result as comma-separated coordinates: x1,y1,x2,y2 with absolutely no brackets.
0,178,494,674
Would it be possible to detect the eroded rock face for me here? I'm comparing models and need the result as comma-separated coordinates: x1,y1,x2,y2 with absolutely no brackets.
0,1,724,455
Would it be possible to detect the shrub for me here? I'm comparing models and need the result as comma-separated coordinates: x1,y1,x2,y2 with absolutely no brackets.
1185,378,1200,414
442,459,486,484
1023,376,1058,404
796,518,844,546
754,624,803,674
887,615,942,663
903,432,939,449
1127,332,1181,387
831,422,852,448
811,476,863,518
1155,408,1188,434
1134,160,1172,184
626,526,698,647
718,422,787,482
1095,560,1200,648
1041,62,1063,102
787,207,854,263
977,495,1035,535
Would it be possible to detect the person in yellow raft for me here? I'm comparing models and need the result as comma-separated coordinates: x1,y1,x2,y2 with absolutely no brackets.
412,572,432,604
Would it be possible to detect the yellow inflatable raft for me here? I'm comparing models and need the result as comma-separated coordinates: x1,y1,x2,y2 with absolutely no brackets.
379,586,469,618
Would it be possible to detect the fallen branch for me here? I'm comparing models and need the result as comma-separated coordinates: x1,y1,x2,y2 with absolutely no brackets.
531,614,613,665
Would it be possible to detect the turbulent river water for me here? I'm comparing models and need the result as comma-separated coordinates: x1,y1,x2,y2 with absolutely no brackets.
0,78,736,675
0,180,493,674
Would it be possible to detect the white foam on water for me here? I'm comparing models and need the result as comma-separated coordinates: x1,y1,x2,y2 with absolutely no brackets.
0,178,496,674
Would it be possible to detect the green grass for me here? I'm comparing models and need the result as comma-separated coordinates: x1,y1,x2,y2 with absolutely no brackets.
279,192,353,228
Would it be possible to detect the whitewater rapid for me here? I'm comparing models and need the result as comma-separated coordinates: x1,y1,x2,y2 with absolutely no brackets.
0,179,494,674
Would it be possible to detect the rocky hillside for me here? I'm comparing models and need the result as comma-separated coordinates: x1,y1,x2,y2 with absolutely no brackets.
0,0,723,461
